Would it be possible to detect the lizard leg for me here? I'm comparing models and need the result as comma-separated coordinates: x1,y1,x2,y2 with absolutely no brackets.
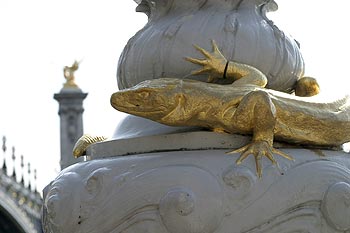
227,62,267,88
186,40,268,87
227,90,293,177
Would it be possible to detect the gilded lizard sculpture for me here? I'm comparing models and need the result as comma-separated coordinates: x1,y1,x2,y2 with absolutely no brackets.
109,77,350,177
74,41,349,177
110,42,350,176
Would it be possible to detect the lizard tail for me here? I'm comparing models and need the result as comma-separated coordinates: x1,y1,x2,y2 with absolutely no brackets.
73,134,108,158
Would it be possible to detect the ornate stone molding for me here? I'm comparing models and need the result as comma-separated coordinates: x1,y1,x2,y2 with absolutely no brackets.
118,0,303,93
42,131,350,233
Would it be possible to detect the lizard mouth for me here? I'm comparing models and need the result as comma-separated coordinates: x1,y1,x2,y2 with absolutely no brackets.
110,93,169,115
115,105,169,118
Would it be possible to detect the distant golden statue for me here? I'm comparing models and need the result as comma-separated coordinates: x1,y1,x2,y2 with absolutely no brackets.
63,60,80,88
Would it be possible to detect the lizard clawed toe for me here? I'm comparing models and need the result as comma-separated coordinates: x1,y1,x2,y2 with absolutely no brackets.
184,40,227,81
227,141,293,178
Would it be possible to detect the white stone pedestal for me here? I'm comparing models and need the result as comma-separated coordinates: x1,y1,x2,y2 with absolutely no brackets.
42,117,350,233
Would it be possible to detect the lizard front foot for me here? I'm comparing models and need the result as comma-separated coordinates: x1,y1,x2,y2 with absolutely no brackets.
227,141,294,178
185,40,227,83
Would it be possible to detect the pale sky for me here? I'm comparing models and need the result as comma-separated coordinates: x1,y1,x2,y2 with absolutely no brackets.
1,0,350,192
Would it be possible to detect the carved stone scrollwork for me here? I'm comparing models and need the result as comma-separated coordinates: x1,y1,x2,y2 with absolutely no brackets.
42,145,350,233
222,166,257,199
322,182,350,231
119,0,303,93
42,156,225,233
160,188,195,218
159,186,222,233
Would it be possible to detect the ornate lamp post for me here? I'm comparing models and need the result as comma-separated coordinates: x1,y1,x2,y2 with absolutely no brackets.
43,1,350,232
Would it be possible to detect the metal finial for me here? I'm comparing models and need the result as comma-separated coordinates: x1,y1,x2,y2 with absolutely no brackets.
2,157,7,173
33,169,37,192
11,146,15,160
11,146,16,179
20,155,25,184
2,136,6,153
27,162,32,191
28,162,31,175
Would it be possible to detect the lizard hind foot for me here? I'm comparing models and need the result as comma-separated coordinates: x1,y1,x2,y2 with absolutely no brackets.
226,141,294,178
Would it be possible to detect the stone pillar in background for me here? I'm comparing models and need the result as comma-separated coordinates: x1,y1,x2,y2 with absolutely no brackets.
54,61,87,170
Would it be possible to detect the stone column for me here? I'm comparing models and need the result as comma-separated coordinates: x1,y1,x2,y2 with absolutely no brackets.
54,87,87,170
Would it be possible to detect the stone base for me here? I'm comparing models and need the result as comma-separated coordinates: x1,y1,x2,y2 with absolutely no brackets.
42,129,350,233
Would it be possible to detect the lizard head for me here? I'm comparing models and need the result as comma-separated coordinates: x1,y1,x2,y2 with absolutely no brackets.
110,78,185,122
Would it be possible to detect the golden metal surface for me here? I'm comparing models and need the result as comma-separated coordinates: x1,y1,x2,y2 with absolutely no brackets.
110,42,350,177
73,134,107,158
63,60,80,88
188,40,319,97
295,76,320,97
185,40,228,83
